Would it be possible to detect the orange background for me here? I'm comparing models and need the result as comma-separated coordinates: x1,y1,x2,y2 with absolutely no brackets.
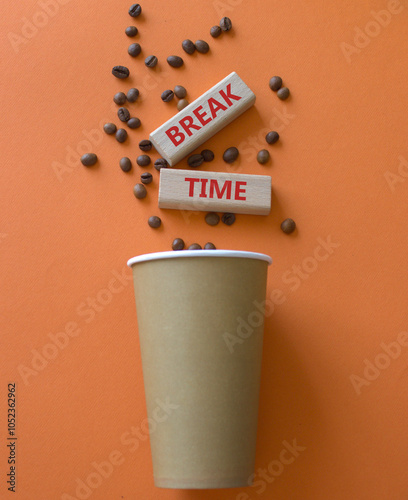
1,0,408,499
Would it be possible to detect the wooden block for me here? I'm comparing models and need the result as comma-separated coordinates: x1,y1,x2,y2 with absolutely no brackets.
149,72,256,166
158,169,271,215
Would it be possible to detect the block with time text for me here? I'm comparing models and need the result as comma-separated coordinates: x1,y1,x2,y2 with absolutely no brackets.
149,72,256,166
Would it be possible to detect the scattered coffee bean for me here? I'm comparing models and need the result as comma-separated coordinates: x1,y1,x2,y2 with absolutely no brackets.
221,213,236,225
182,39,195,54
172,238,185,251
118,107,131,122
174,85,187,98
137,154,151,166
266,131,279,144
139,139,152,151
128,3,141,17
103,123,117,135
140,172,153,184
210,25,222,38
127,88,139,102
133,183,147,199
281,218,296,234
204,242,216,249
205,212,220,226
167,55,184,68
128,43,141,57
112,65,130,79
161,89,174,102
195,40,209,53
113,92,127,105
277,87,290,100
177,99,189,111
154,158,168,171
80,153,97,167
125,26,138,37
188,243,202,250
201,149,214,162
119,157,132,172
257,149,270,164
188,154,204,168
145,55,158,68
269,76,282,91
116,128,128,143
223,146,239,163
148,216,161,228
220,17,232,31
127,117,141,129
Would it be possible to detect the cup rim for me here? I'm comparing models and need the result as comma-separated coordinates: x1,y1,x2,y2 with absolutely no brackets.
127,249,272,267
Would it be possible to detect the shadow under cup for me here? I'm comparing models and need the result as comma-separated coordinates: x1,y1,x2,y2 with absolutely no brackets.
127,250,272,489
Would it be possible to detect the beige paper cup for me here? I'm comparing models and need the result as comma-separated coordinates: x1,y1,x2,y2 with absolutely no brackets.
127,250,272,489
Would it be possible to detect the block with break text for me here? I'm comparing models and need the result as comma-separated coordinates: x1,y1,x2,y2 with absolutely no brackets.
158,169,271,215
149,72,256,166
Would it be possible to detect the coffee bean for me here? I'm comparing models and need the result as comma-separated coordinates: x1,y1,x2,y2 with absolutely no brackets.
167,55,184,68
174,85,187,98
80,153,97,167
201,149,214,162
119,157,132,172
220,17,232,31
127,117,141,129
139,139,152,151
103,123,117,135
257,149,270,164
128,43,141,57
113,92,127,105
277,87,290,100
177,99,189,111
266,131,279,144
116,128,128,143
188,154,204,167
148,216,161,228
210,25,222,38
112,66,129,79
137,154,151,166
118,107,131,122
127,88,139,103
161,89,174,102
188,243,202,250
269,76,282,91
195,40,209,53
205,212,220,226
140,172,153,184
128,3,141,17
154,158,168,171
172,238,185,251
182,39,195,54
281,218,296,234
204,242,216,249
145,55,158,68
125,26,138,37
133,183,147,199
221,213,236,225
223,147,239,163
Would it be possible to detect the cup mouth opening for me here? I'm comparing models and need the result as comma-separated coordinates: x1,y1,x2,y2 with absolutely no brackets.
127,249,272,267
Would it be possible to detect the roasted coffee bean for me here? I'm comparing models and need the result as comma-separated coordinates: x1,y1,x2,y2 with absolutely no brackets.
201,149,214,162
127,117,141,129
116,128,128,143
80,153,97,166
205,212,220,226
148,216,161,228
140,172,153,184
119,157,132,172
266,131,279,144
210,25,222,38
125,26,138,37
128,3,141,17
128,43,141,57
137,154,151,166
127,87,139,103
133,183,147,199
188,243,202,250
118,107,131,122
154,158,168,171
172,238,185,251
220,17,232,31
161,89,174,102
269,76,282,91
182,39,195,54
223,147,239,163
145,55,158,68
112,65,129,79
103,122,117,135
188,154,204,167
167,55,184,68
281,218,296,234
277,87,290,100
257,149,270,164
174,85,187,98
139,139,152,152
195,40,209,53
113,92,127,105
221,213,236,225
204,242,216,249
177,99,189,111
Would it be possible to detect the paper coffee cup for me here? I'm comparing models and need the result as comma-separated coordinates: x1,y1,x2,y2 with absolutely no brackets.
127,250,272,489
